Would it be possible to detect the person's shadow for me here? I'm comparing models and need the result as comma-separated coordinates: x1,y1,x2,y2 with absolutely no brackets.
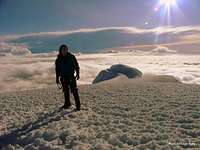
0,108,74,148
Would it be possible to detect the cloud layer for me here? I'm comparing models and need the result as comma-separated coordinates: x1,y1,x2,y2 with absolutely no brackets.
0,42,31,56
151,46,177,54
0,26,200,92
0,26,200,54
1,52,200,92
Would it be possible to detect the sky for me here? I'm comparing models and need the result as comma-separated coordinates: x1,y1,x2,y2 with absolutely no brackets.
0,0,200,54
0,0,200,35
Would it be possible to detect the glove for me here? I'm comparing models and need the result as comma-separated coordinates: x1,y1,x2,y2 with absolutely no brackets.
76,74,80,80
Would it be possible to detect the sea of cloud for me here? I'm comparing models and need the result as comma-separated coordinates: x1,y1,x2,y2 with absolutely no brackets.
0,47,200,92
0,25,199,92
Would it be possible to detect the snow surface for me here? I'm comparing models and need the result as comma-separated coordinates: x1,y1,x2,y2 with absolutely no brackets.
0,78,200,149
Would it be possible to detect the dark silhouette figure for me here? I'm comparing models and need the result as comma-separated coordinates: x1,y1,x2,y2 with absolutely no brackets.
55,44,81,111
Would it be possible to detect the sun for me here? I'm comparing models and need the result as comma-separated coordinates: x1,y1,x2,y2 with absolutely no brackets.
159,0,177,6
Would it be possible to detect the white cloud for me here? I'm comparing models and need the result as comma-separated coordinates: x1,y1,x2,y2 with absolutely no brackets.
0,42,31,56
0,25,200,41
1,52,200,92
152,46,177,54
0,25,199,55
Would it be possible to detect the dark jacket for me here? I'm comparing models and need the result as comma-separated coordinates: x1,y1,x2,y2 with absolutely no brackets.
55,52,79,78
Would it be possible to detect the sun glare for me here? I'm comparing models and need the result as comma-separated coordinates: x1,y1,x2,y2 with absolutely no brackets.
154,0,183,43
159,0,177,6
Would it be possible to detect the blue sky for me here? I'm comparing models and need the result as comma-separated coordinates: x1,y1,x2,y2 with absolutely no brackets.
0,0,200,35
